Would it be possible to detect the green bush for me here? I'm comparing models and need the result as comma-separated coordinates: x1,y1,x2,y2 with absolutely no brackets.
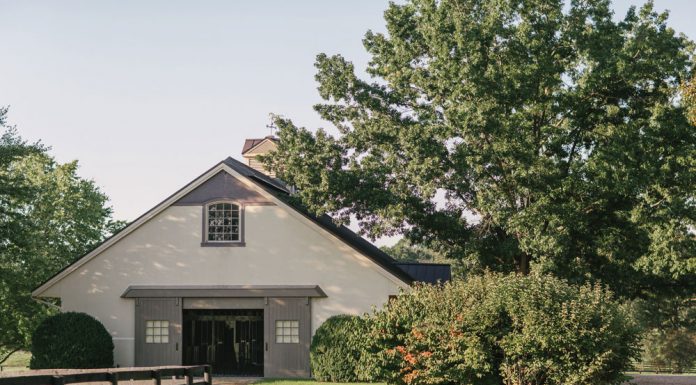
641,328,696,373
311,315,369,382
30,312,114,369
361,273,640,385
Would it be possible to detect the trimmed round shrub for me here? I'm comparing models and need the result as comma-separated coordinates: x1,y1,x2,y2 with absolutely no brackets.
311,315,368,382
30,312,114,369
361,273,641,385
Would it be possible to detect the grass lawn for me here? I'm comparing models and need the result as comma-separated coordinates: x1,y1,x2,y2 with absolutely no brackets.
254,380,384,385
0,351,31,372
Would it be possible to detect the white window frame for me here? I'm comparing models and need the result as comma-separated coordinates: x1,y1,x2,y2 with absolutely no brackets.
204,201,242,244
275,320,299,344
145,320,169,344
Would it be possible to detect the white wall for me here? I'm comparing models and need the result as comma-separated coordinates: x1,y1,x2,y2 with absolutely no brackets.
42,203,406,367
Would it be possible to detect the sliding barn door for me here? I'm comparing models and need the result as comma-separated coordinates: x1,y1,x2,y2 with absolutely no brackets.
264,297,311,378
134,298,182,367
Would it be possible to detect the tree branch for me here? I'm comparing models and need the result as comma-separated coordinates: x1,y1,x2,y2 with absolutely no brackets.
0,348,20,366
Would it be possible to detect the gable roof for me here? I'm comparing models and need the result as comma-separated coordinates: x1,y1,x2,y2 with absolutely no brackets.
222,157,416,284
33,156,431,296
241,136,278,155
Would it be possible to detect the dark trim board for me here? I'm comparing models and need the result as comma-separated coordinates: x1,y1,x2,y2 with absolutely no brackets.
122,285,327,298
183,297,266,309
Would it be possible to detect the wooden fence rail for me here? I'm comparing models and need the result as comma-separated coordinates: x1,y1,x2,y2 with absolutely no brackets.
0,365,211,385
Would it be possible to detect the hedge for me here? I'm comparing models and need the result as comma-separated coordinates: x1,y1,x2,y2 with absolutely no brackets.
360,273,641,385
30,312,114,369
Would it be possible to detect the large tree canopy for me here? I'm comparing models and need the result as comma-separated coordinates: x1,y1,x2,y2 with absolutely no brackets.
264,0,696,306
0,108,124,364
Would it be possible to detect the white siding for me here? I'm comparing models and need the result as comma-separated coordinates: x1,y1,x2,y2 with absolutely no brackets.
43,204,405,367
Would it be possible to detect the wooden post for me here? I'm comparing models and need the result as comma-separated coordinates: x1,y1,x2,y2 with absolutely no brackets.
184,368,193,385
204,365,212,385
107,372,118,385
52,376,65,385
152,369,161,385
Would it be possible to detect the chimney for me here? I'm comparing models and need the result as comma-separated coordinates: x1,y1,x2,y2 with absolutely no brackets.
241,135,278,176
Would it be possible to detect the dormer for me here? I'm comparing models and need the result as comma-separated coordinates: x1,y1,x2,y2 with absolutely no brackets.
241,135,278,176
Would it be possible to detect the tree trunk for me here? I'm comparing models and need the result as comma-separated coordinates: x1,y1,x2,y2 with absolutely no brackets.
518,254,530,275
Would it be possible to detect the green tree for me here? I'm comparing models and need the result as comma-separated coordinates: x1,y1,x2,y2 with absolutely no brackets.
263,0,696,310
640,328,696,373
683,76,696,126
0,108,124,364
380,238,443,263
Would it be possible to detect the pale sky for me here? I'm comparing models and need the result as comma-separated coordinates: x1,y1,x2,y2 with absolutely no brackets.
1,1,694,245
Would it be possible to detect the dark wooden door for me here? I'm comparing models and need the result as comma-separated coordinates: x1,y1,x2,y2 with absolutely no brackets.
264,297,311,378
134,298,182,366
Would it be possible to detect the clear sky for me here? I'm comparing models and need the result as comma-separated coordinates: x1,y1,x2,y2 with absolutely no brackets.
1,1,695,243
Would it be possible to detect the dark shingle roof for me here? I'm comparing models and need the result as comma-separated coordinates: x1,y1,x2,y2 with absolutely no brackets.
223,157,419,285
223,157,452,285
241,136,278,155
395,263,452,284
223,157,289,193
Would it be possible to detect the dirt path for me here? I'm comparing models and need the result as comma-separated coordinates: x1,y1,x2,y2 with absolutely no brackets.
0,366,211,385
214,378,259,385
626,374,696,385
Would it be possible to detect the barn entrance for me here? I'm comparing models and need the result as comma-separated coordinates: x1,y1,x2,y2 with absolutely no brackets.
182,309,264,376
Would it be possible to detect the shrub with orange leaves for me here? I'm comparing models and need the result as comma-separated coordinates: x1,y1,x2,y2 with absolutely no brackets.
359,273,639,385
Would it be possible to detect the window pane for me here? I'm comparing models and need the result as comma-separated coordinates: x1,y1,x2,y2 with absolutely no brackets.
154,335,161,343
161,335,169,343
146,336,153,343
162,321,169,328
275,320,300,343
207,202,241,242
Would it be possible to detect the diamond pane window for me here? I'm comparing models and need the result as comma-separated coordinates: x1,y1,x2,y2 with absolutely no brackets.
207,202,240,242
145,320,169,344
275,320,299,343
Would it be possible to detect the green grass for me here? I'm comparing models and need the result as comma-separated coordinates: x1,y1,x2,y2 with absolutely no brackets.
0,351,31,371
254,380,384,385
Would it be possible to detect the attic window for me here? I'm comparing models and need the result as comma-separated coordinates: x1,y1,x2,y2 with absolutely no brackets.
206,202,241,242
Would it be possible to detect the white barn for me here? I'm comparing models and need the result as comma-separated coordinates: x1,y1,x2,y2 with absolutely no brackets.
32,137,450,378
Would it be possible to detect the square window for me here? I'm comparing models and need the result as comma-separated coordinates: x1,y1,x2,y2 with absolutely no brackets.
145,320,169,344
275,320,299,344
